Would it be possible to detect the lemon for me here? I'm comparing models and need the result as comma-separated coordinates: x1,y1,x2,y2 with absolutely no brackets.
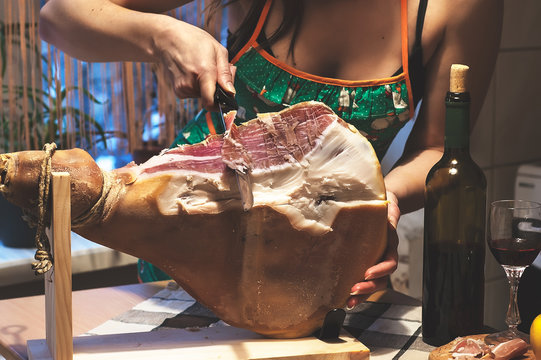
531,314,541,358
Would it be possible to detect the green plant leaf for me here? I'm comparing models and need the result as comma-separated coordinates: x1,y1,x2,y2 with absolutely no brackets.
63,86,104,105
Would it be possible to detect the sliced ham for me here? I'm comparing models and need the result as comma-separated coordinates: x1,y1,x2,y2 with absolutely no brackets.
491,338,529,360
450,336,529,360
0,101,388,338
452,338,491,358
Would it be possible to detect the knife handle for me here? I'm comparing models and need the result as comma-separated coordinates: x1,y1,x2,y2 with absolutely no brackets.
214,84,238,113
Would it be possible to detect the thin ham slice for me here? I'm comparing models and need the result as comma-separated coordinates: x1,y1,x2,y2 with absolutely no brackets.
451,336,529,360
491,338,529,360
452,338,491,358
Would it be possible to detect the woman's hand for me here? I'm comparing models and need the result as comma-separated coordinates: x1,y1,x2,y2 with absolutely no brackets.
346,190,400,309
152,17,236,109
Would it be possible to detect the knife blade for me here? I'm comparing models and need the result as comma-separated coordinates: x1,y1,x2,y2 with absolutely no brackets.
214,84,254,211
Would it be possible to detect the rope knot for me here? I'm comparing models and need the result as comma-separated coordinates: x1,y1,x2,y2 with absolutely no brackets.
31,142,57,275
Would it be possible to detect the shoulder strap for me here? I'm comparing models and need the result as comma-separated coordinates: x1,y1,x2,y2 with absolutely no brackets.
231,0,273,64
413,0,428,49
401,0,415,110
409,0,428,106
400,0,409,75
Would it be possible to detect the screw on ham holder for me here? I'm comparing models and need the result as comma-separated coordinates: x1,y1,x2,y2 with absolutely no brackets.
316,308,347,342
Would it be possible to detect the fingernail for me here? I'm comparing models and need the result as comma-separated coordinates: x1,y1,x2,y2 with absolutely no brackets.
226,82,235,94
346,298,357,310
364,272,375,280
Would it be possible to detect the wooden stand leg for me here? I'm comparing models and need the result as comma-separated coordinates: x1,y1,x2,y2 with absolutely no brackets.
28,172,73,360
47,172,73,360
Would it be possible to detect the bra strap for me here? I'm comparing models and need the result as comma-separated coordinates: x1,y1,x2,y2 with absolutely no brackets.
231,0,273,64
414,0,428,50
401,0,415,115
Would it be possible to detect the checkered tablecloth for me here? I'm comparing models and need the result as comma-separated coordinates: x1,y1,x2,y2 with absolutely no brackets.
344,300,435,359
87,282,435,359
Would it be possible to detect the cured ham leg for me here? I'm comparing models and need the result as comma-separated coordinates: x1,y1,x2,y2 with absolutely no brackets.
0,102,388,338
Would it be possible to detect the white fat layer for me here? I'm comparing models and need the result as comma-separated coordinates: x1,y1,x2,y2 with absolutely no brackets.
138,153,222,171
140,120,386,236
452,354,480,358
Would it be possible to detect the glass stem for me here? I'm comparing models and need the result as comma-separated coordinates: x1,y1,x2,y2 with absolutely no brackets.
502,265,526,332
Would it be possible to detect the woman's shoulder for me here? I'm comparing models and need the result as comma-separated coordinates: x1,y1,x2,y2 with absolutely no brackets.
425,0,503,32
412,0,503,141
420,0,503,64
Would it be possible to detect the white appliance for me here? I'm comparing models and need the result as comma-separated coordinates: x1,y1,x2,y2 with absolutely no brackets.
515,163,541,202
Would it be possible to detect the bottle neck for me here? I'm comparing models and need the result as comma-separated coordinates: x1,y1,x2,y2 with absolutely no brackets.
444,92,470,152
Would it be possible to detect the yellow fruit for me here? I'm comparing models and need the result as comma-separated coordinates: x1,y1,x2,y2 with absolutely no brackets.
531,314,541,358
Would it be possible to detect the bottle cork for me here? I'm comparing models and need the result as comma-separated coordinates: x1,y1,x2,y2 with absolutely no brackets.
449,64,469,93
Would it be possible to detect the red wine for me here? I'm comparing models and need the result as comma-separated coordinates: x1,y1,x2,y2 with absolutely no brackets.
489,237,541,267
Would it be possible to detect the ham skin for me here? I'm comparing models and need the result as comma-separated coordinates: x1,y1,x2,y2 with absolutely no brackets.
0,101,388,338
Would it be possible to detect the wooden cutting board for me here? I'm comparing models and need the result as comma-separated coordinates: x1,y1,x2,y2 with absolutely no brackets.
429,334,535,360
27,326,369,360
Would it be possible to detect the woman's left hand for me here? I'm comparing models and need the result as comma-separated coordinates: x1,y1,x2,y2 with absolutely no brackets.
346,190,400,309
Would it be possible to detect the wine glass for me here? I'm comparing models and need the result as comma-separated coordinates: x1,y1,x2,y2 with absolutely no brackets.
487,200,541,342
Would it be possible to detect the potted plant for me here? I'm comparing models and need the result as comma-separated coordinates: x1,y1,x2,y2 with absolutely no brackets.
1,19,107,247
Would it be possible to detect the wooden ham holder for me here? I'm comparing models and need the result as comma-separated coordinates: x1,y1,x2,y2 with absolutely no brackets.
26,173,369,360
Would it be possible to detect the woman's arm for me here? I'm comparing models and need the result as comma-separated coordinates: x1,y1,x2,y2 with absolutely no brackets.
348,0,503,306
39,0,235,108
39,0,189,63
385,0,503,214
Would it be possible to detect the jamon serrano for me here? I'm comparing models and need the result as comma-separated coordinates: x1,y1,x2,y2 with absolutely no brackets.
0,101,388,338
430,334,530,359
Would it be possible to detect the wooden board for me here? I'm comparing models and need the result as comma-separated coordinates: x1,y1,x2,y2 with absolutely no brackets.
28,327,368,360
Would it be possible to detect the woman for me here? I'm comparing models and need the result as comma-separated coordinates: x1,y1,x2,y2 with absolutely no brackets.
39,0,503,308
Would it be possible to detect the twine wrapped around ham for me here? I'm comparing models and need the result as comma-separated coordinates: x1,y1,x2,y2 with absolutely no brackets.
0,102,388,338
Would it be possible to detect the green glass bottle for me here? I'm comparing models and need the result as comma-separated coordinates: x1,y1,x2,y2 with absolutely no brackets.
422,64,487,346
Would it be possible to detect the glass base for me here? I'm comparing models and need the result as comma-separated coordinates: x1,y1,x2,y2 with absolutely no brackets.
485,328,530,345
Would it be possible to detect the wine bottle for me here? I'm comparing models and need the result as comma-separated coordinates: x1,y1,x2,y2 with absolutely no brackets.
422,64,487,346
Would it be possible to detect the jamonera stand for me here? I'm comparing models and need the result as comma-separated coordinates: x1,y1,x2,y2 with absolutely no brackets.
26,173,369,360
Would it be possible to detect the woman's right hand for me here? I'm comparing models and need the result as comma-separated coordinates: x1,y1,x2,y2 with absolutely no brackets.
40,0,235,108
152,17,236,110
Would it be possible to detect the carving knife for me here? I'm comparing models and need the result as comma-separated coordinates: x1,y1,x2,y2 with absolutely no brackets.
214,84,254,211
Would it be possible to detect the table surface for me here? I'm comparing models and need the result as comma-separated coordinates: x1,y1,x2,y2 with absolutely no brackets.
0,281,421,360
0,281,167,360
